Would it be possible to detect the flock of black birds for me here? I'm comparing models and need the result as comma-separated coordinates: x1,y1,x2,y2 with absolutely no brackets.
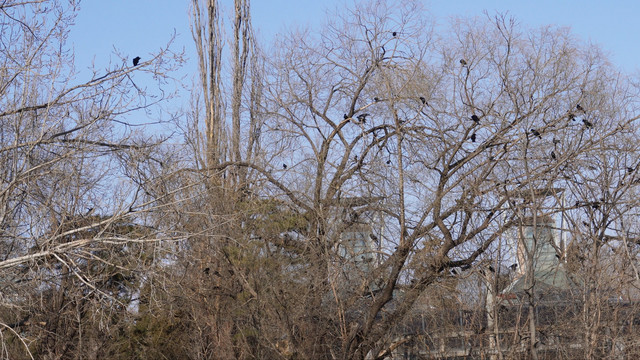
465,104,596,164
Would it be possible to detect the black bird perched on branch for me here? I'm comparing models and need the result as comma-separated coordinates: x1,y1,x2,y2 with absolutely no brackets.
392,31,397,37
357,113,369,123
374,97,379,102
470,133,476,142
550,151,556,160
627,166,635,174
460,59,467,66
133,56,141,66
530,129,542,139
419,96,426,105
470,114,480,123
582,118,593,128
282,164,287,169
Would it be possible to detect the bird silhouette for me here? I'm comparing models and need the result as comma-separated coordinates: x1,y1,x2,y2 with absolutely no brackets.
470,114,480,123
530,129,542,139
460,59,467,66
419,96,426,105
343,114,349,120
282,164,287,169
392,31,397,37
582,119,593,128
133,56,141,66
627,166,635,173
576,104,584,112
551,151,556,160
357,113,369,123
374,97,379,102
470,133,476,142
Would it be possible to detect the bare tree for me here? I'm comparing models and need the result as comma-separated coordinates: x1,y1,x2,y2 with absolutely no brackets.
232,3,640,359
0,1,182,357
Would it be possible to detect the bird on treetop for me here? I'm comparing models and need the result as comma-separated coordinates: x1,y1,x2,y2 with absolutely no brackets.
357,113,369,123
460,59,467,66
470,114,480,123
133,56,141,66
530,129,542,139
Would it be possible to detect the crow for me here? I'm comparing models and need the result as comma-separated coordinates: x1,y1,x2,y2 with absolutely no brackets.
460,59,467,66
357,113,369,123
582,118,593,128
419,96,426,104
470,114,480,123
282,164,287,169
386,159,391,165
374,97,380,102
133,56,141,66
470,133,476,142
343,114,349,120
392,31,397,37
551,151,556,160
530,129,542,139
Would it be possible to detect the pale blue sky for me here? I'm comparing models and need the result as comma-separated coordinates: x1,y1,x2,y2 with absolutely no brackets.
69,1,640,94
